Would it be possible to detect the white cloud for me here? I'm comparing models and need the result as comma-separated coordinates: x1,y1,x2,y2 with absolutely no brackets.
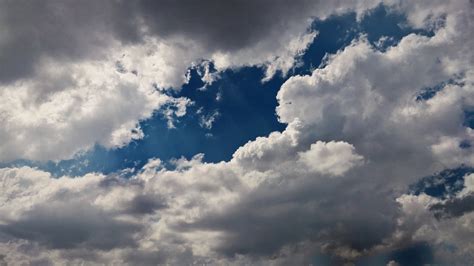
386,260,400,266
298,141,363,176
199,110,220,130
213,30,318,82
0,42,192,161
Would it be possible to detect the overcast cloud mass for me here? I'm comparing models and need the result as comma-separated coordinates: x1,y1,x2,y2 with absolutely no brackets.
0,0,473,265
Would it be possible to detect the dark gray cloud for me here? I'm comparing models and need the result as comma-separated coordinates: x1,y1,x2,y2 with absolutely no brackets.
430,193,474,219
0,201,142,250
0,0,320,84
0,255,6,266
125,194,168,215
183,177,398,258
136,0,316,51
0,0,138,83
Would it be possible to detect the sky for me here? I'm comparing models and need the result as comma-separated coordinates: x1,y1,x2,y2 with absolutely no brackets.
0,1,473,265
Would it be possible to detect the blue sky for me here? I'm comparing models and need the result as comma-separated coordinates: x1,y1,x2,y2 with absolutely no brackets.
0,1,473,265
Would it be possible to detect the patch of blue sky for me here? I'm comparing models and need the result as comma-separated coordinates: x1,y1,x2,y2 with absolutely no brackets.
459,139,471,149
293,4,433,77
355,242,434,266
464,109,474,129
409,167,474,199
416,76,465,101
0,5,439,177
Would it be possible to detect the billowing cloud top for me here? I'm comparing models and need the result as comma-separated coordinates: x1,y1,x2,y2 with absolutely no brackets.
0,0,473,265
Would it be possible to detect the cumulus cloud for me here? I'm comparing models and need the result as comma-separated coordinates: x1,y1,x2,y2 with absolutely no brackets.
0,135,367,264
0,0,473,265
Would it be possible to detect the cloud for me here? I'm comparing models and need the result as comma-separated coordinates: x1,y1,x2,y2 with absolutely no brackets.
0,202,142,250
0,0,473,265
298,141,364,176
0,47,192,161
199,110,220,130
430,193,474,219
387,260,400,266
394,174,474,264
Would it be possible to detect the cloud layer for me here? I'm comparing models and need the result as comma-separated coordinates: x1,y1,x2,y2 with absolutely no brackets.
0,0,473,265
